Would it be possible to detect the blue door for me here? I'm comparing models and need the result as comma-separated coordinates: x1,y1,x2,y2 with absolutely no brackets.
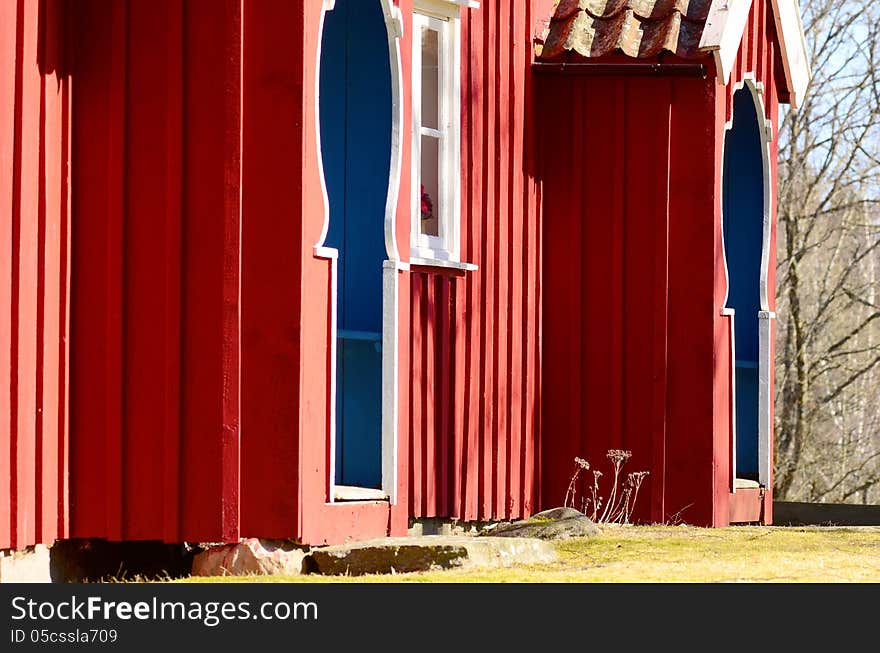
320,0,391,489
723,88,765,482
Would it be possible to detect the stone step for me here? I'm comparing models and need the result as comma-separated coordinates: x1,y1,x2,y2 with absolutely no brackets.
309,536,557,577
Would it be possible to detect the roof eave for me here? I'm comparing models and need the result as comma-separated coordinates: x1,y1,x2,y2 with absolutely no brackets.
697,0,753,85
697,0,812,109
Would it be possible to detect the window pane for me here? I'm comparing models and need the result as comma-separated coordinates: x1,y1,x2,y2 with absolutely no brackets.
420,135,440,237
421,27,440,131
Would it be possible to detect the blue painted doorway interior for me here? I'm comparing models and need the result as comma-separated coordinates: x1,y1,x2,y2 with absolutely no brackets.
723,88,765,482
320,0,392,489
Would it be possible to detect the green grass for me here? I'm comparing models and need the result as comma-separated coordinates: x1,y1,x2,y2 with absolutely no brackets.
178,525,880,583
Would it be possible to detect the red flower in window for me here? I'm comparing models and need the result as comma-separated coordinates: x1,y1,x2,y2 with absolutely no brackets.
421,184,434,220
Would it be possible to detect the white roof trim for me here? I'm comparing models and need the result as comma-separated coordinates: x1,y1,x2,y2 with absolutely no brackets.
769,0,811,109
699,0,753,86
698,0,811,109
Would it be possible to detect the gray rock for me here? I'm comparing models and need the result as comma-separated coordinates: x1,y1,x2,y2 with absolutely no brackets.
191,538,308,577
310,536,556,576
485,507,601,540
532,507,586,521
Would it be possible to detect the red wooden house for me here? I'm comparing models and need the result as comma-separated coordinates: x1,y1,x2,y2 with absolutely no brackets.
1,0,810,557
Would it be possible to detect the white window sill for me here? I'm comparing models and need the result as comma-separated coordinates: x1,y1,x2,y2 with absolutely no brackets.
410,256,478,271
421,0,479,9
332,485,389,502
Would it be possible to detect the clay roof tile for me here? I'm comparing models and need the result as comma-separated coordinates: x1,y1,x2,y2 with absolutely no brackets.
538,0,713,60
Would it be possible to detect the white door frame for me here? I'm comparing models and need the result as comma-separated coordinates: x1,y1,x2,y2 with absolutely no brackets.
313,0,406,503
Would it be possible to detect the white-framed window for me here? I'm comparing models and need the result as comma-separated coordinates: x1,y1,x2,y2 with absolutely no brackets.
411,1,463,263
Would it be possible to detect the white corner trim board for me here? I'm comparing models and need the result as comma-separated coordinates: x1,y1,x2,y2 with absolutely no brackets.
699,0,812,108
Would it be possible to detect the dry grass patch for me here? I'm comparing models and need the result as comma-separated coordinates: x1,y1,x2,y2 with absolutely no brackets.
179,525,880,583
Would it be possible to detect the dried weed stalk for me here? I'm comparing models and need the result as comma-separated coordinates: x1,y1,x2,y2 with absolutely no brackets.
564,450,649,524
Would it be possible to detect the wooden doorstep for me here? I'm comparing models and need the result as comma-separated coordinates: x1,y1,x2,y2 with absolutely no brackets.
729,487,771,524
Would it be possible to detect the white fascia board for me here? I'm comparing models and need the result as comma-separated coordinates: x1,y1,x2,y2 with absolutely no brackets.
699,0,754,86
770,0,812,109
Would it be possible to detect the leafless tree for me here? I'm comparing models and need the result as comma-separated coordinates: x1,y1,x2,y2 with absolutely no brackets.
775,0,880,503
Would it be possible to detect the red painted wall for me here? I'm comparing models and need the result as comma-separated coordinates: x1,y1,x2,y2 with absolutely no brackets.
5,0,785,548
407,1,552,523
70,0,243,543
539,0,781,527
1,0,71,551
68,0,406,546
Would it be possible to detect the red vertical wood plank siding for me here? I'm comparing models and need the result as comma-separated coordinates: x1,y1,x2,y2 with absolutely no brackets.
58,24,71,539
622,78,673,524
179,0,242,543
71,0,243,543
452,274,466,518
38,0,63,544
479,3,497,521
407,1,543,523
438,277,451,517
508,0,525,519
461,9,481,521
239,0,303,539
540,73,721,524
218,0,243,544
0,0,70,550
568,77,585,506
410,274,424,515
124,0,174,540
493,0,510,520
103,0,127,542
621,78,657,511
522,0,541,516
540,74,681,521
665,75,719,527
14,0,41,551
584,78,618,505
71,0,120,540
161,0,183,544
424,275,437,516
536,73,570,511
58,43,71,541
649,84,672,525
0,0,16,550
